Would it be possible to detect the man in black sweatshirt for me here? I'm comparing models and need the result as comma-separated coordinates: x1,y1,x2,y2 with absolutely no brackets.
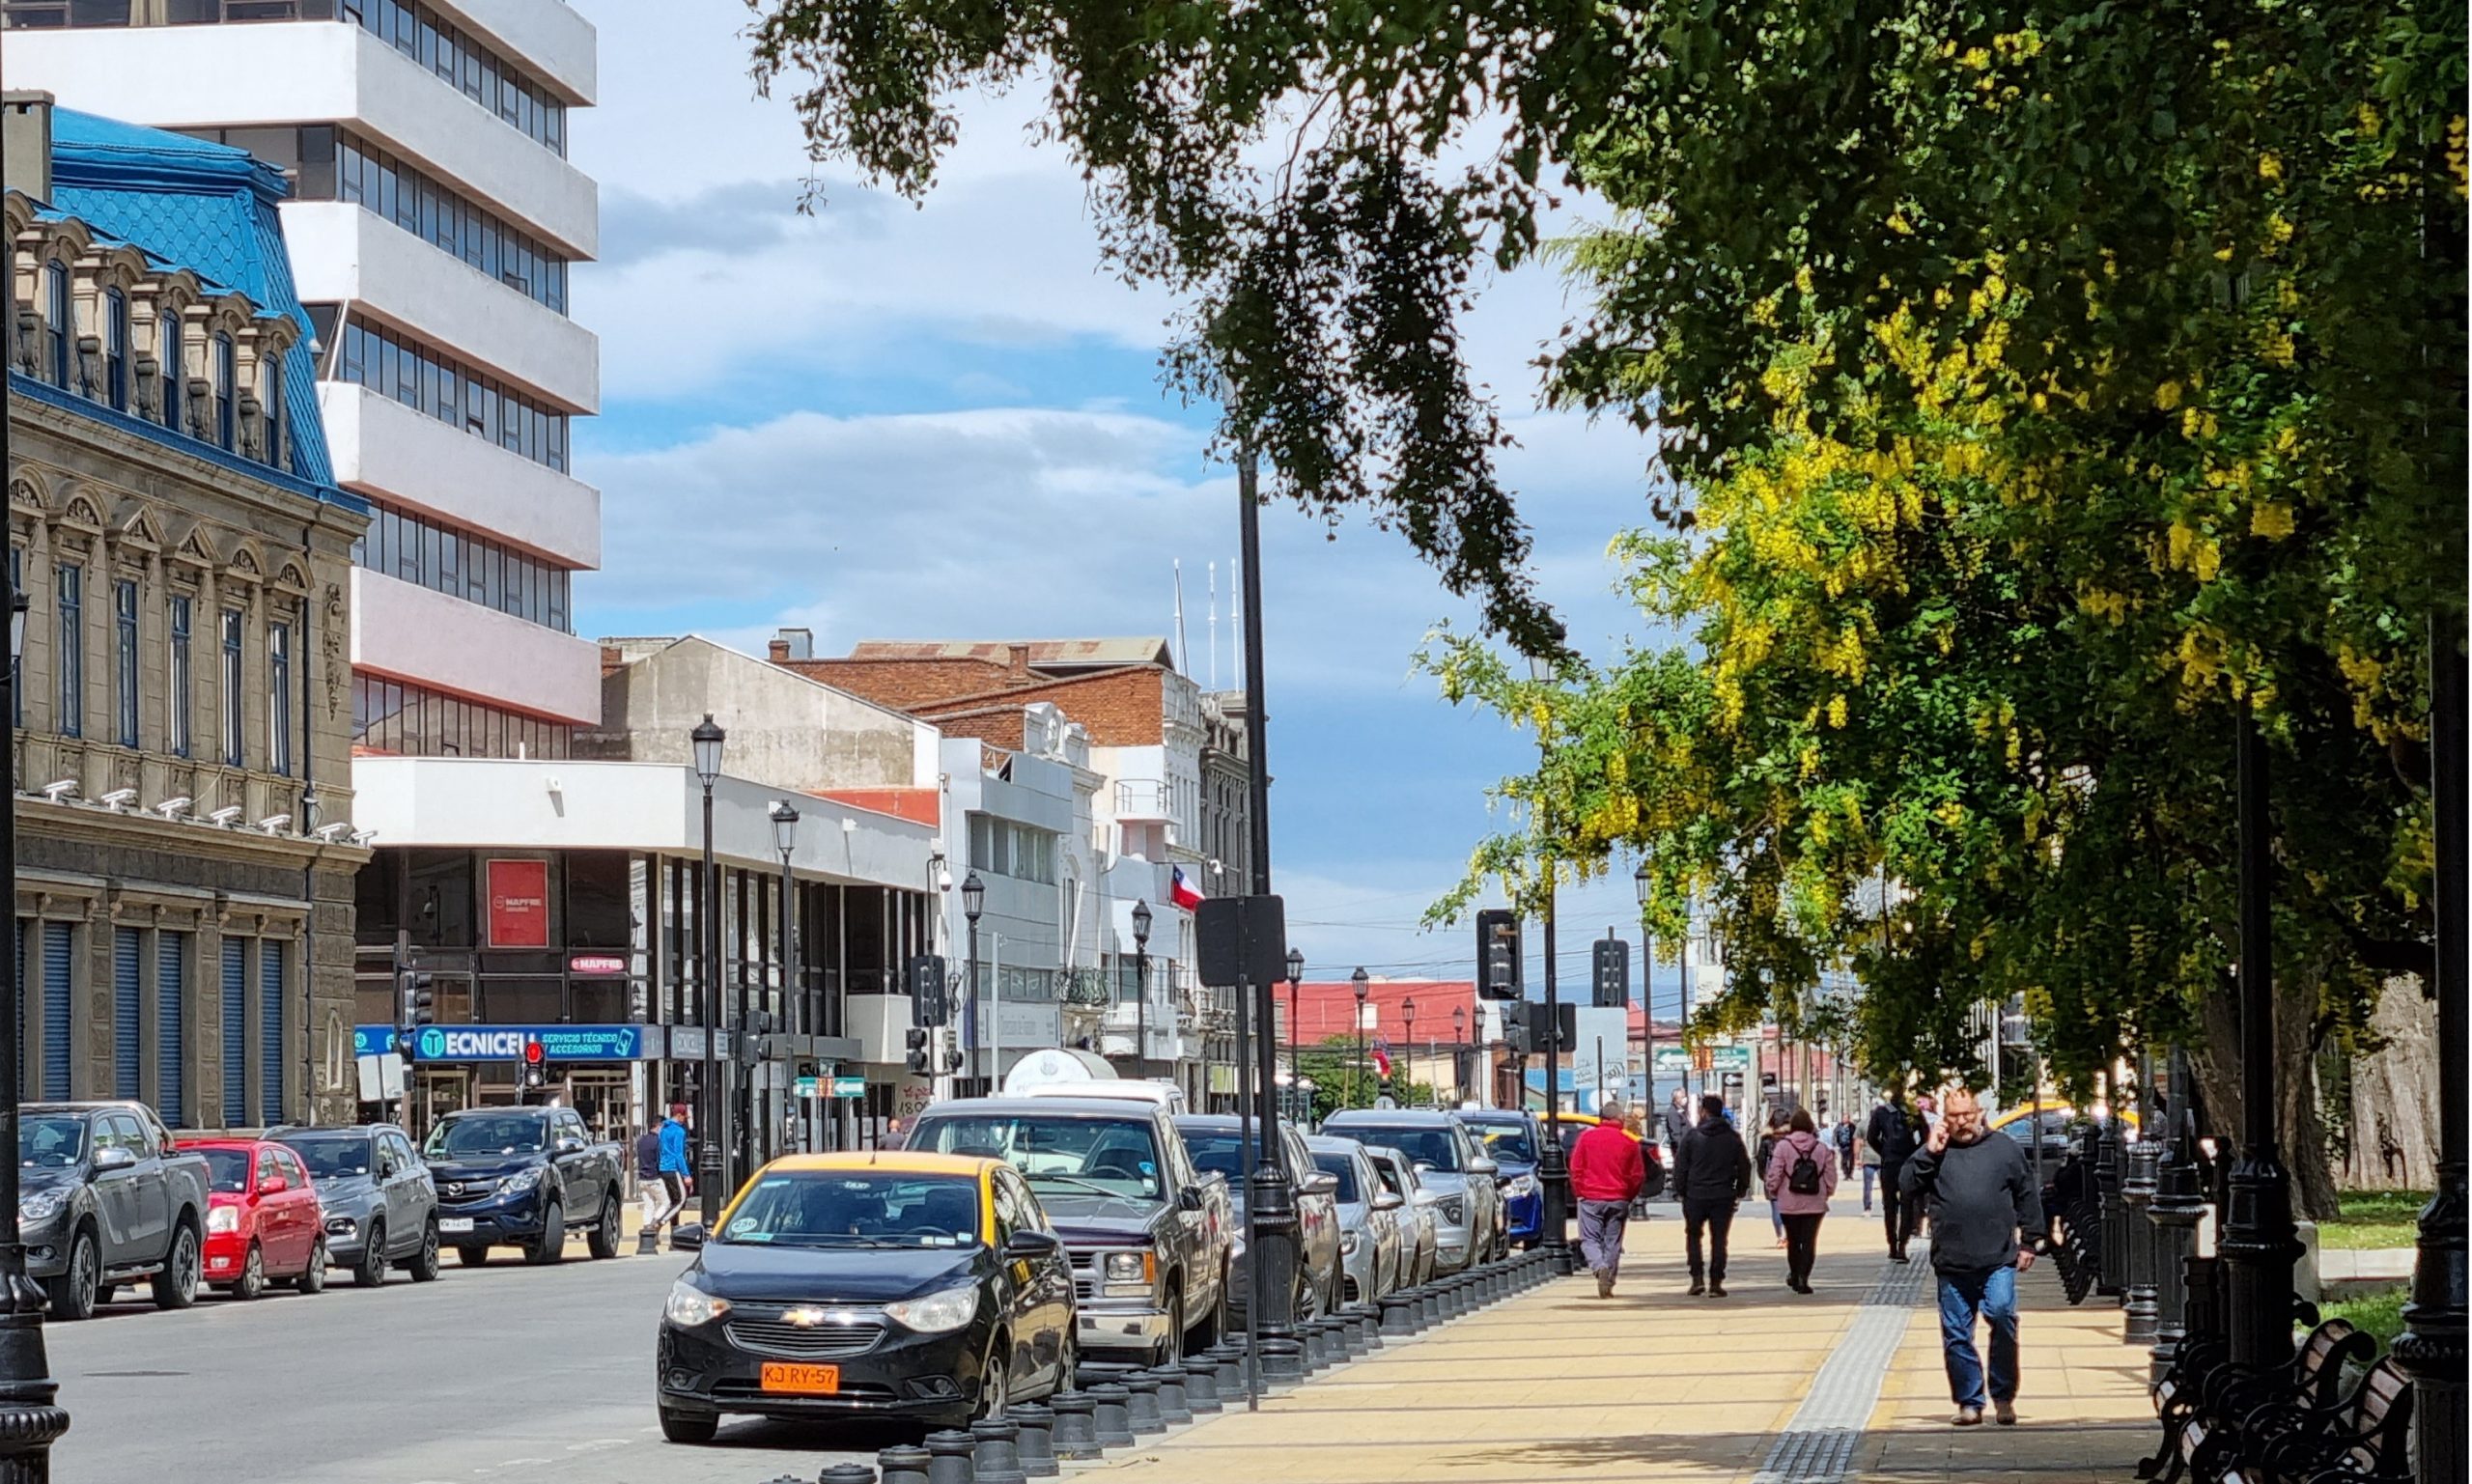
1671,1093,1753,1297
1900,1086,2043,1427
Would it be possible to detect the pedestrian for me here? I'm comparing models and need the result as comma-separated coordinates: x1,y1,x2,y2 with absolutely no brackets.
1833,1116,1857,1178
1671,1091,1751,1297
1764,1108,1839,1294
1866,1089,1921,1261
1756,1112,1789,1247
655,1102,692,1234
633,1122,666,1236
1570,1096,1648,1298
1901,1087,2043,1427
1860,1115,1883,1213
1662,1088,1694,1166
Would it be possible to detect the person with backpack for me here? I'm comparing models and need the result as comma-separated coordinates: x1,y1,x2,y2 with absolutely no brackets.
1833,1117,1858,1177
1765,1108,1840,1293
1866,1089,1922,1260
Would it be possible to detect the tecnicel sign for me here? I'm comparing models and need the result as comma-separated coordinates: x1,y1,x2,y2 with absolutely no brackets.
358,1024,649,1063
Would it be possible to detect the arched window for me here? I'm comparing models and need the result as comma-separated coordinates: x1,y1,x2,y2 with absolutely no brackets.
102,288,128,411
42,261,70,390
213,330,236,450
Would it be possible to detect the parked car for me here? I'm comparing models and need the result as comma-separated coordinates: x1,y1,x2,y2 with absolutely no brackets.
656,1152,1077,1442
906,1097,1231,1366
18,1102,211,1319
269,1123,441,1286
184,1138,328,1299
422,1106,626,1266
1306,1136,1404,1305
1456,1109,1545,1246
1172,1113,1341,1321
1363,1145,1438,1286
1318,1109,1503,1273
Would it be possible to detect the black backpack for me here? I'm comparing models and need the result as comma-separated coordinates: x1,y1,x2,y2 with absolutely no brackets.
1787,1142,1823,1195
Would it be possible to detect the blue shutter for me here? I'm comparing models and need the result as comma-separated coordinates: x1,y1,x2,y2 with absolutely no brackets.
156,934,185,1128
113,928,141,1099
42,923,72,1100
259,940,285,1125
221,939,247,1127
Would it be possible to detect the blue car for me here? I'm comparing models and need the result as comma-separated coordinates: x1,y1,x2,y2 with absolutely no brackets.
1455,1110,1544,1247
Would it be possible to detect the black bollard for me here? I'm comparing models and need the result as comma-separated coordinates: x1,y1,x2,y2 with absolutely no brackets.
1152,1365,1194,1425
922,1428,977,1484
1333,1310,1364,1359
819,1465,878,1484
2121,1134,2162,1345
1303,1318,1331,1372
878,1442,933,1484
1089,1383,1136,1448
1006,1403,1059,1480
1121,1371,1166,1436
969,1415,1028,1484
1049,1388,1104,1460
1350,1302,1383,1351
1419,1283,1442,1326
2095,1103,2126,1300
1380,1293,1418,1335
2148,1050,2210,1386
1180,1356,1224,1413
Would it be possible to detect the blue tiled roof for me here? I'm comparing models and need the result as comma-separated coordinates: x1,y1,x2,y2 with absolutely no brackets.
40,108,356,511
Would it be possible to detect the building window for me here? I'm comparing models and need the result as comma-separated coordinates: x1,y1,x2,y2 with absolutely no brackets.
351,500,573,632
351,673,571,760
220,607,243,767
54,564,81,738
267,618,292,776
102,287,128,410
324,314,569,472
318,130,571,315
260,351,284,470
42,260,69,389
161,319,184,434
168,595,192,757
8,547,18,729
213,331,237,449
343,0,567,156
113,578,137,746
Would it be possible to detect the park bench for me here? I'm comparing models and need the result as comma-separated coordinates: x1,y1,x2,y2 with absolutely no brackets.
2142,1318,2369,1484
2223,1357,2413,1484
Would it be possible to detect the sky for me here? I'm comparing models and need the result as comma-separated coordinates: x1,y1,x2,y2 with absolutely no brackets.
563,1,1703,1021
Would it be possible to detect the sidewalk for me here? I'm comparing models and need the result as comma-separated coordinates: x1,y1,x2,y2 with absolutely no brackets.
1083,1193,2155,1484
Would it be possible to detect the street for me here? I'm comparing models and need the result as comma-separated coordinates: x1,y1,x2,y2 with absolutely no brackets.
48,1249,899,1484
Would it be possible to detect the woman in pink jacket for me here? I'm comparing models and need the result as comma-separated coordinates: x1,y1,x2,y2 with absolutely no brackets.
1764,1107,1840,1293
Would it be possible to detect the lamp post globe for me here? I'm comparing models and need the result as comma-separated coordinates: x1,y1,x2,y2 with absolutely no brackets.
1634,858,1650,906
690,713,725,788
1284,949,1305,1093
1131,900,1153,1080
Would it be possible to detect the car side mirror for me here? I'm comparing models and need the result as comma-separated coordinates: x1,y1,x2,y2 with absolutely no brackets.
553,1136,585,1157
1177,1184,1204,1213
1467,1157,1500,1177
93,1147,136,1175
669,1222,707,1250
1371,1190,1405,1212
1003,1229,1061,1259
1413,1162,1436,1176
257,1173,289,1195
1303,1172,1339,1197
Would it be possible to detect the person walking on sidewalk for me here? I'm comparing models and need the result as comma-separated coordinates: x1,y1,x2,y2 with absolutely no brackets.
633,1124,668,1236
1571,1096,1648,1297
1672,1092,1751,1297
1756,1112,1789,1247
1860,1116,1883,1213
1900,1087,2043,1427
1867,1090,1921,1260
1764,1108,1839,1293
1662,1088,1694,1168
654,1103,693,1234
1833,1116,1857,1178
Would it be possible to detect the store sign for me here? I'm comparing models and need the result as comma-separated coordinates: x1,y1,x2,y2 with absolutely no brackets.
486,859,550,947
352,1025,399,1058
568,954,628,976
387,1023,648,1062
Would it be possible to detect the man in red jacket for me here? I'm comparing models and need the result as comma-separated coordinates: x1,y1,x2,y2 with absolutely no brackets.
1570,1098,1648,1298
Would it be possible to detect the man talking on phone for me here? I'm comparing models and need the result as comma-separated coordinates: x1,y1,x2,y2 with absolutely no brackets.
1900,1086,2042,1427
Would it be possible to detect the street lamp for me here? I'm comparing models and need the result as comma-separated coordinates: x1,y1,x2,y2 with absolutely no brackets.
1284,948,1304,1101
961,872,985,1093
769,800,799,1159
0,581,63,1475
1635,858,1653,1109
1131,899,1153,1080
1351,968,1370,1108
1452,1003,1468,1107
690,714,726,1224
1401,996,1417,1105
1527,630,1575,1274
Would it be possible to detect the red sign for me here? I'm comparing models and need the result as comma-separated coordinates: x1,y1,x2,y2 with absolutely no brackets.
568,954,627,976
485,859,550,948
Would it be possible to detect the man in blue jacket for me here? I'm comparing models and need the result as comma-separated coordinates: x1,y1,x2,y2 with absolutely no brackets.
653,1103,692,1238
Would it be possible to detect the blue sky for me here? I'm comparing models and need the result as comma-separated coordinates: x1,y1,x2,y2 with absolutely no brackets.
564,1,1693,1007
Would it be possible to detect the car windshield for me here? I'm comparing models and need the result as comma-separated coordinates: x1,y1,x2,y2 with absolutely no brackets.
199,1148,253,1194
912,1114,1165,1203
1469,1123,1537,1163
720,1171,981,1247
19,1117,84,1168
280,1135,373,1180
1333,1126,1460,1172
1311,1153,1362,1202
424,1115,546,1159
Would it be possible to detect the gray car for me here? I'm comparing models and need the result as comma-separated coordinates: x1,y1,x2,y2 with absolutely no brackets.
269,1124,441,1286
1306,1136,1405,1305
1174,1114,1343,1321
1319,1110,1502,1274
1363,1146,1438,1287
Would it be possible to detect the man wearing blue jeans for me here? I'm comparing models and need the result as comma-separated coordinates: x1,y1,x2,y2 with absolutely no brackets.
1901,1087,2042,1426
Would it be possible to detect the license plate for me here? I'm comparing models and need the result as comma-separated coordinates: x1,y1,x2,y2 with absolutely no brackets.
759,1362,840,1395
438,1218,475,1234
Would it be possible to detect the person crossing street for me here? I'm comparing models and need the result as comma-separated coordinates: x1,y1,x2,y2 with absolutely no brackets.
1570,1096,1648,1297
1901,1087,2044,1426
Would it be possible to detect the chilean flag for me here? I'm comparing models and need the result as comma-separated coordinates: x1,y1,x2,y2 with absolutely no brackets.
1371,1047,1393,1079
1170,866,1204,911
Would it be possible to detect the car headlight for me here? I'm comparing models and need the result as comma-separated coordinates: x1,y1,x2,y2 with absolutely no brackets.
325,1215,358,1237
663,1280,730,1329
1507,1175,1538,1199
207,1206,239,1234
1101,1250,1154,1284
505,1167,545,1192
885,1283,980,1335
1338,1231,1360,1255
18,1190,66,1225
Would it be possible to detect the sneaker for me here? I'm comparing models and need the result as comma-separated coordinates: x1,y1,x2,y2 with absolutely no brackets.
1952,1406,1983,1427
1596,1270,1615,1299
1708,1281,1728,1298
1891,1249,1910,1264
1993,1400,2016,1426
1687,1279,1705,1297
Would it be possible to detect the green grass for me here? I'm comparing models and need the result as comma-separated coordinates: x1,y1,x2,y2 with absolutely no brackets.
2319,1287,2407,1350
2318,1190,2429,1250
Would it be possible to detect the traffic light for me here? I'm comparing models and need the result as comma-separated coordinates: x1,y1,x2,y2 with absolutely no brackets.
905,1028,931,1076
521,1038,548,1090
1590,938,1630,1008
907,954,948,1027
1475,910,1521,999
942,1042,965,1075
396,971,435,1061
1499,1000,1533,1055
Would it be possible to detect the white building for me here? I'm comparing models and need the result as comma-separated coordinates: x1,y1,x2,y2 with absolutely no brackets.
5,0,604,749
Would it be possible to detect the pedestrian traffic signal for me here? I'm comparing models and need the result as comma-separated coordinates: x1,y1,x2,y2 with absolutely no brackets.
1590,937,1630,1008
907,954,948,1027
520,1038,548,1089
905,1027,931,1076
1500,1000,1533,1055
942,1041,965,1075
1475,910,1521,999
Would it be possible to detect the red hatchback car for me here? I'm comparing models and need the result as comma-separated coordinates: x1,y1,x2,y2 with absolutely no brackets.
184,1139,328,1300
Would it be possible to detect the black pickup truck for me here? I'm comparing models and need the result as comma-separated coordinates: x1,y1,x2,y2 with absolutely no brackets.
19,1102,213,1319
420,1106,626,1266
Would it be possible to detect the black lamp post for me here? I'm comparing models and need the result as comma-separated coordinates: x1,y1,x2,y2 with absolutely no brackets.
1451,1004,1468,1107
1350,968,1369,1108
770,800,799,1158
1131,899,1153,1080
961,872,985,1094
1634,858,1654,1106
690,714,726,1224
1529,639,1574,1274
1284,947,1304,1112
1401,996,1417,1105
2218,697,2296,1366
0,581,66,1478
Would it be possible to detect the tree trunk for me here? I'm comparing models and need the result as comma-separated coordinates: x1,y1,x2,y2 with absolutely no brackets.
2336,977,2441,1190
2187,973,2343,1221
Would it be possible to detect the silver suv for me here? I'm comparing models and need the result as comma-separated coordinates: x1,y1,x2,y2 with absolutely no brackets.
1318,1110,1503,1274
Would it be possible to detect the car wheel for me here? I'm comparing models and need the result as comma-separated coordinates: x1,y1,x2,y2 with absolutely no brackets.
587,1191,622,1260
1053,1333,1079,1397
455,1245,491,1267
406,1218,442,1282
354,1219,390,1287
970,1334,1011,1422
151,1218,201,1310
1155,1292,1185,1368
525,1200,564,1266
46,1225,98,1322
657,1406,717,1445
295,1239,328,1295
233,1242,267,1301
92,1283,115,1306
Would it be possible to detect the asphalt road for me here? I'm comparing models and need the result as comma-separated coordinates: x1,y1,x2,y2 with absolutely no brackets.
47,1246,912,1484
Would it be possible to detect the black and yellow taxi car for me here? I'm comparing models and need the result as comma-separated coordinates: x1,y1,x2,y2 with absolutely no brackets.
655,1151,1077,1442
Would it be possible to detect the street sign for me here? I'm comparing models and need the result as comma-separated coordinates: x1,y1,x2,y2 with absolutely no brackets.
1656,1044,1752,1074
830,1076,867,1099
794,1077,821,1099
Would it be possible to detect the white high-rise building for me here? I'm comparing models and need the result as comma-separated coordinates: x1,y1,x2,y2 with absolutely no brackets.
6,0,603,756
